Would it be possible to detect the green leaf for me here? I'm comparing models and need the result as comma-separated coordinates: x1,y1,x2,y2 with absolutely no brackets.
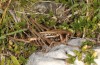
0,29,27,39
10,55,20,65
0,57,5,65
6,59,11,65
67,56,76,64
1,0,7,2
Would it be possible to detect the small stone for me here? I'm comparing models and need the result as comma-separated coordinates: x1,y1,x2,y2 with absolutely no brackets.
67,38,86,47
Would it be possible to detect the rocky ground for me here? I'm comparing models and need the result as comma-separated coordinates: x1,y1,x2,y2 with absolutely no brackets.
26,38,100,65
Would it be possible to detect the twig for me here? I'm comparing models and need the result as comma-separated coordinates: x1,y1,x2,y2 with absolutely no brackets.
0,0,12,24
9,10,20,22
